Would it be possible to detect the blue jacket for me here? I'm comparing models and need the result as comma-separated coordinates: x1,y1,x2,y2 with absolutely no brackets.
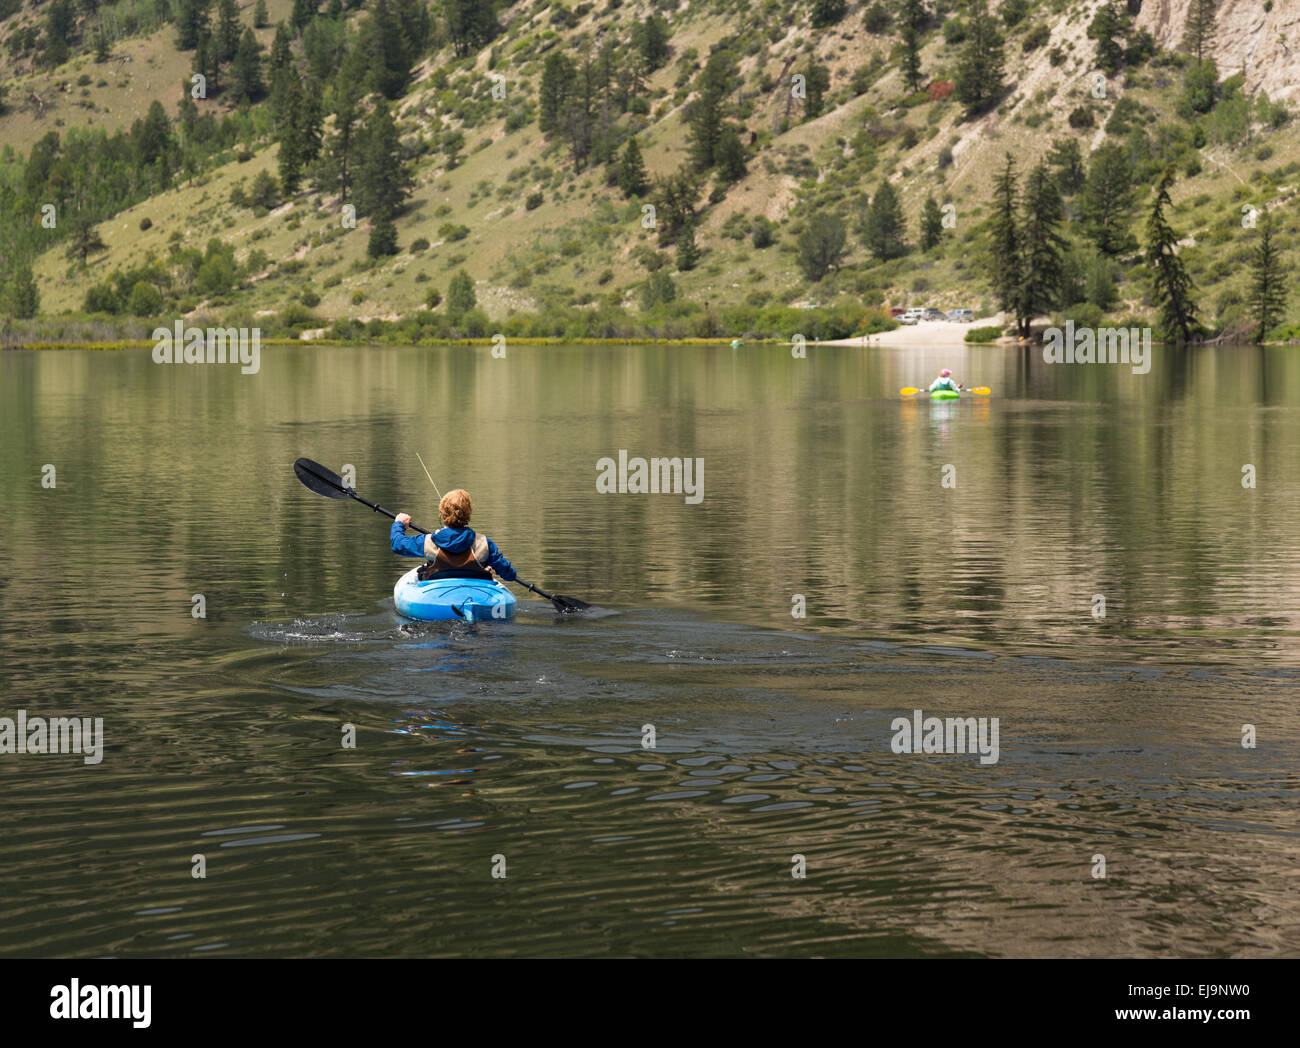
389,521,517,582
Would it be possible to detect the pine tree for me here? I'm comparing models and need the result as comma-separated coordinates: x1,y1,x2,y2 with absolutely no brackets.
94,30,111,63
368,216,398,257
444,0,498,58
292,0,315,31
633,16,671,71
1082,145,1137,256
315,78,359,200
300,81,323,164
216,0,240,64
278,81,308,195
810,0,846,29
66,215,107,264
1182,0,1217,65
355,99,413,221
796,213,846,282
900,0,928,33
988,153,1021,328
1046,137,1085,196
862,180,907,260
954,0,1004,116
8,264,40,319
231,28,264,104
1249,215,1287,344
687,50,736,171
921,195,944,250
901,26,923,94
539,53,574,134
176,0,211,52
716,127,747,182
1087,1,1130,77
804,62,830,120
617,137,648,198
254,0,269,28
1017,162,1065,337
1144,165,1198,345
676,219,700,271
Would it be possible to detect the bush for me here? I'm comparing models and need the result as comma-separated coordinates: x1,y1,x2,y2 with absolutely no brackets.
1068,106,1095,130
139,217,152,231
128,281,162,316
964,325,1003,343
525,191,544,210
410,237,431,253
1023,24,1050,52
300,289,321,308
425,289,442,310
751,218,776,248
439,223,471,242
862,2,890,33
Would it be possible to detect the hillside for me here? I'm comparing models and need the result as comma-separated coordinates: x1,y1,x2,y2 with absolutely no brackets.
1,0,1298,343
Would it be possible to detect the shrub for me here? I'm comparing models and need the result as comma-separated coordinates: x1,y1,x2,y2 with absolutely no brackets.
525,191,544,210
128,281,162,316
139,217,152,231
410,237,431,253
964,325,1003,343
1068,106,1095,130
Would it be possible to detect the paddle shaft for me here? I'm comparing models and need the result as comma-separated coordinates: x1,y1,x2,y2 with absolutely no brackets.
352,491,430,534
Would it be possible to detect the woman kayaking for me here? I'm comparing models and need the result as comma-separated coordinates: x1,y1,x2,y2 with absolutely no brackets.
391,489,518,582
929,368,962,393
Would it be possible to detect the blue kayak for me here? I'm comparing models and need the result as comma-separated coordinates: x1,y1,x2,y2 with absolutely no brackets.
393,568,518,622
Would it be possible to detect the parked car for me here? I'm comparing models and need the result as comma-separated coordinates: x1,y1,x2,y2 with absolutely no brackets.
900,308,924,325
889,307,907,318
947,308,974,323
923,308,947,321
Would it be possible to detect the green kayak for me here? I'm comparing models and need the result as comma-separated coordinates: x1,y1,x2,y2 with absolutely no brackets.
930,389,961,400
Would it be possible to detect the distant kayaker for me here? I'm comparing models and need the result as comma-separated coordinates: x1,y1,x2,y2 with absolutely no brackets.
929,368,962,393
392,489,518,582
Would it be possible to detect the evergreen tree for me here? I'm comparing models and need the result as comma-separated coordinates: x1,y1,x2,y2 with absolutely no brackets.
444,0,498,58
315,78,359,200
676,219,700,271
355,99,413,221
1087,1,1130,77
216,0,240,64
231,28,264,104
1046,137,1085,196
988,153,1021,328
292,0,316,31
66,215,107,264
368,216,398,257
7,263,39,319
539,52,574,134
651,169,699,247
1182,0,1217,65
901,26,923,95
1082,145,1137,256
176,0,211,51
920,195,944,250
804,62,830,120
954,0,1004,117
633,16,671,71
862,180,907,260
810,0,846,29
447,269,476,317
1017,162,1065,337
1144,165,1198,345
687,50,737,171
796,212,846,282
901,0,928,33
300,81,323,164
254,0,269,27
134,100,174,167
617,137,648,198
94,29,111,63
1249,215,1287,344
716,127,747,182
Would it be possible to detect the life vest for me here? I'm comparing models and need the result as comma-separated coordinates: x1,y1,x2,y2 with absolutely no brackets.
417,532,493,581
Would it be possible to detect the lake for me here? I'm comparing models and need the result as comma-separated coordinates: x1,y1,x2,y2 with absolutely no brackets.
1,341,1297,957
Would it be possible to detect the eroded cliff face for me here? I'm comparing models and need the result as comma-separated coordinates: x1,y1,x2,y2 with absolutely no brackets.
1137,0,1300,100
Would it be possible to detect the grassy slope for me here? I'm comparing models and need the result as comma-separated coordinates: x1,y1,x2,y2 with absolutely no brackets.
4,0,1299,333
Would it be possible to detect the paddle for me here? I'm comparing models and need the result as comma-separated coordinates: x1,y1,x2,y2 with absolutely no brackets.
899,385,992,396
293,458,591,613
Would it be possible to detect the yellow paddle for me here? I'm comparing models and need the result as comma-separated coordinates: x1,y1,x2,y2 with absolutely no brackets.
898,385,992,396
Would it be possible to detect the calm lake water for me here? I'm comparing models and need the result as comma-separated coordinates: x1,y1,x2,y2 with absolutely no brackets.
1,342,1297,957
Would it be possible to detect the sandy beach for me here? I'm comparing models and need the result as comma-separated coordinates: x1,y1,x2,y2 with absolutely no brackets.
820,316,1007,347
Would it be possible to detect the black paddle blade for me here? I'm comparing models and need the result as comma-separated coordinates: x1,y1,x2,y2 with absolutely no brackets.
550,595,591,613
294,458,352,499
